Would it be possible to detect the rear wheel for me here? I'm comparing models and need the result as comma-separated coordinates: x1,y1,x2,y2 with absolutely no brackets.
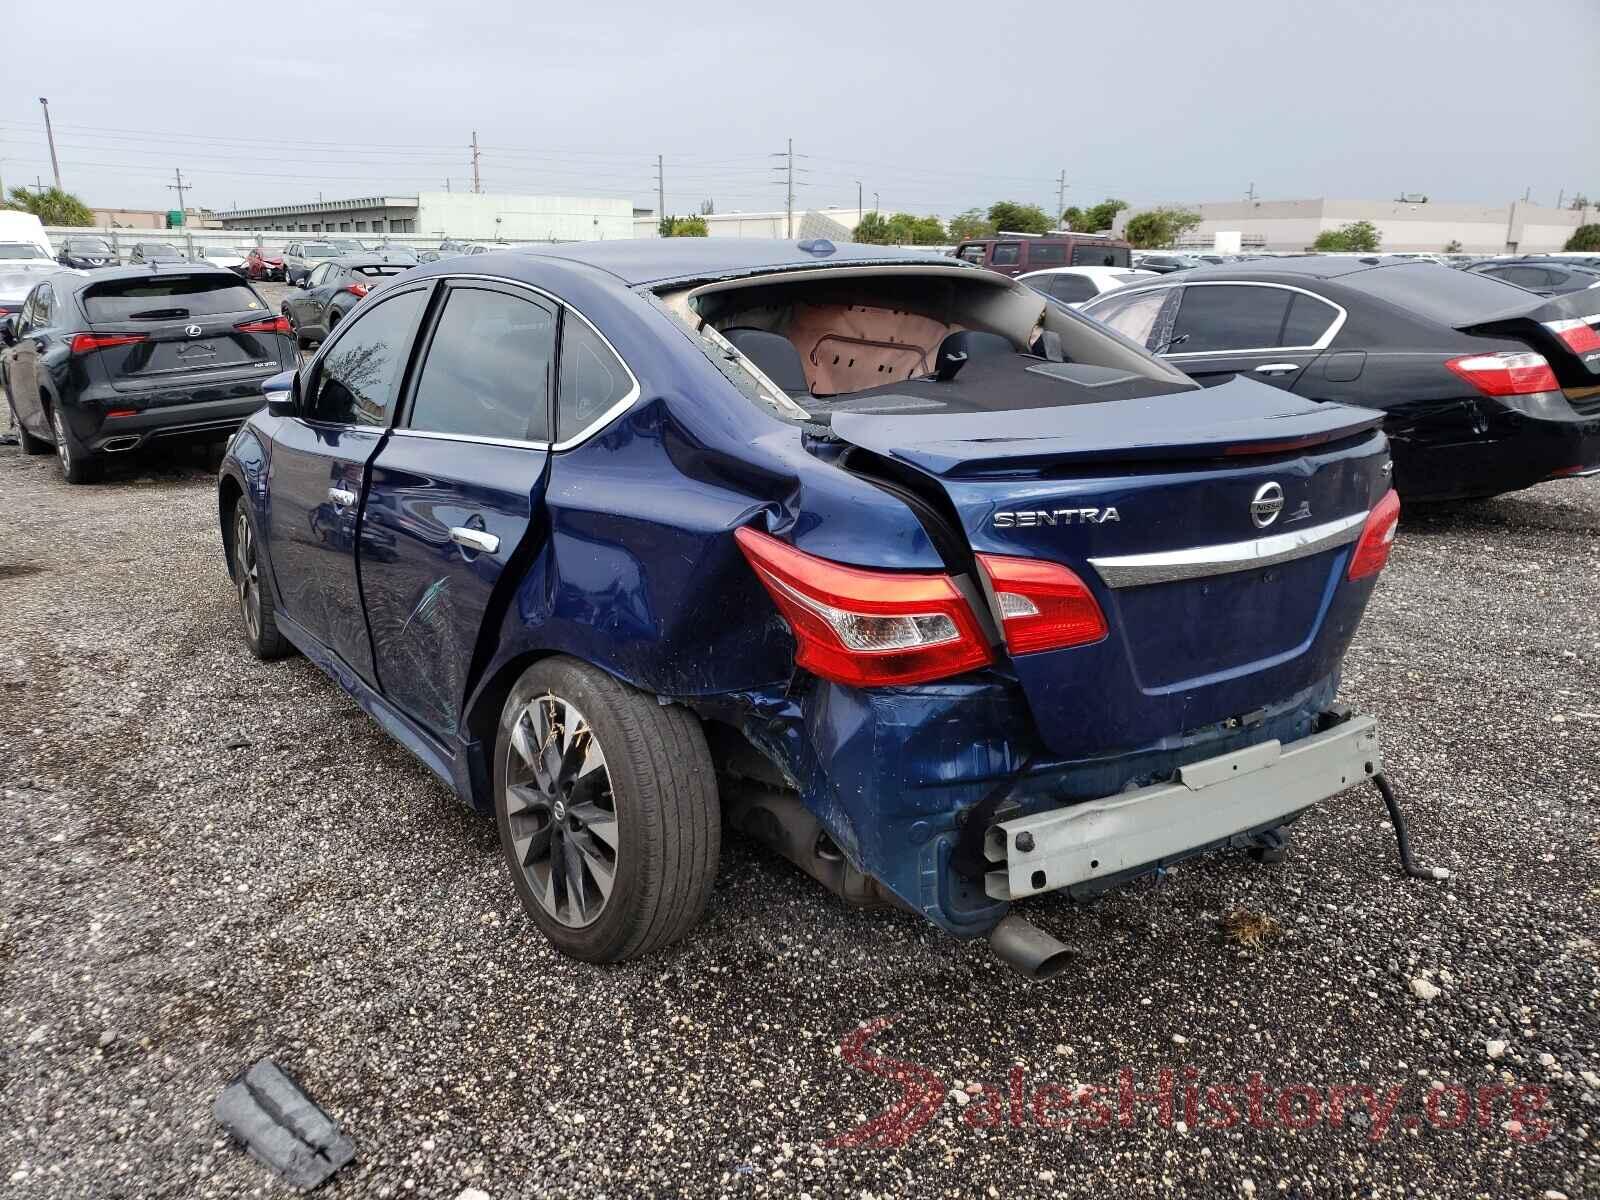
231,499,289,660
494,657,720,963
50,406,100,484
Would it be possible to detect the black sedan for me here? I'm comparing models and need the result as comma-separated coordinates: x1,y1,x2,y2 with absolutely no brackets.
0,263,295,482
280,257,413,347
1081,256,1600,502
1464,257,1600,298
128,242,187,265
57,235,118,269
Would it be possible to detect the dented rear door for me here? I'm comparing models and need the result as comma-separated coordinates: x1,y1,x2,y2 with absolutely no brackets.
358,280,556,741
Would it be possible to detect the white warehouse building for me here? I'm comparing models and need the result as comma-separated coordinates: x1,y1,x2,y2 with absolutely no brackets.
219,192,635,241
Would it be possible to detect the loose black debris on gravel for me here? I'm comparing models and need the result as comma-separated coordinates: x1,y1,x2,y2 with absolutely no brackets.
0,382,1596,1198
212,1059,354,1190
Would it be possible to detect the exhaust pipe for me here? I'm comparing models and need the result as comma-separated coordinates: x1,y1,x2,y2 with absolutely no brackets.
101,435,140,453
988,914,1075,981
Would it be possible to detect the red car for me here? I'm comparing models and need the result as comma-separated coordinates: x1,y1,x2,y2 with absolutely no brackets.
245,245,286,282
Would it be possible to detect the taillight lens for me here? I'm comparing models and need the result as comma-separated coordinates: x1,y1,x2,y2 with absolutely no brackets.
734,526,992,687
976,554,1108,654
236,316,291,335
1445,351,1559,396
1543,317,1600,355
344,283,369,299
69,332,146,354
1347,489,1401,581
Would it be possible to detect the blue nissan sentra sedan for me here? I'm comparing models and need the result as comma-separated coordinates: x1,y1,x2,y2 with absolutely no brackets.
218,238,1400,976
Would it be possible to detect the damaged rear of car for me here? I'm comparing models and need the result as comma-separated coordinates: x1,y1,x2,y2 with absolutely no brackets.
220,240,1402,976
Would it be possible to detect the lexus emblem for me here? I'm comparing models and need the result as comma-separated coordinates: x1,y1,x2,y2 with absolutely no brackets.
185,324,203,338
1250,481,1285,529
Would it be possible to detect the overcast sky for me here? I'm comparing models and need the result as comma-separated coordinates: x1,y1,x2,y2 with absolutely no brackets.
2,0,1596,220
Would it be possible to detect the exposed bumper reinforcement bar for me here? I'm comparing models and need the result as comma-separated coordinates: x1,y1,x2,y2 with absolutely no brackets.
983,715,1381,901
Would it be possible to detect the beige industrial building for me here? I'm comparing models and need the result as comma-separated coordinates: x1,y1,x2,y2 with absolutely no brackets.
1111,197,1594,254
217,192,635,240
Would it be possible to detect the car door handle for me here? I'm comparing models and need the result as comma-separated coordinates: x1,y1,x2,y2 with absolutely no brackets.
449,526,499,555
327,487,357,506
1254,362,1300,375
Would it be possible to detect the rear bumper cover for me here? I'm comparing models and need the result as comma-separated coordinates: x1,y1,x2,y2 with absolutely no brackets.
1393,405,1600,501
983,714,1379,901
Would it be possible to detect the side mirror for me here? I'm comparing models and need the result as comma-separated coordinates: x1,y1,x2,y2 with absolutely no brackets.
0,316,15,347
262,369,298,417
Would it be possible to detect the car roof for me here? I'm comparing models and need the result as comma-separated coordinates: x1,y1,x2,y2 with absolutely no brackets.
331,255,400,268
1152,254,1433,282
488,237,966,286
1019,265,1151,279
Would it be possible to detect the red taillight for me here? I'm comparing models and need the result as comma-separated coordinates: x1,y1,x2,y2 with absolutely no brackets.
1445,351,1558,396
69,332,146,354
1544,316,1600,356
106,409,138,418
734,526,992,687
236,316,291,335
976,554,1108,654
1347,489,1400,581
343,282,369,299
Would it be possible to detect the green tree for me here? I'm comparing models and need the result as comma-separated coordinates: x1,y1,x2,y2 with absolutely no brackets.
658,214,708,237
947,208,994,241
1443,239,1463,254
4,186,93,226
1064,198,1128,232
1312,220,1381,252
855,211,947,245
986,200,1052,235
1565,224,1600,251
1123,207,1201,249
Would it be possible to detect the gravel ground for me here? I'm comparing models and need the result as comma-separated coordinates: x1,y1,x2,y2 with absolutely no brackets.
0,406,1597,1198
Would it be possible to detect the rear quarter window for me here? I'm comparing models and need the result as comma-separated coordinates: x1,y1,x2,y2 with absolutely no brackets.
83,275,266,321
1028,244,1066,266
1074,244,1130,267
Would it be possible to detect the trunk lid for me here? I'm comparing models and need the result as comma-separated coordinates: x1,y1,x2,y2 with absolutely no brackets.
831,375,1390,758
1456,289,1600,392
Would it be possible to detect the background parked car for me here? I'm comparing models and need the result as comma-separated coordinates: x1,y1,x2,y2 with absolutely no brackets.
326,239,364,255
280,257,413,347
1464,257,1600,297
952,232,1133,274
0,263,294,482
1019,265,1158,307
246,245,287,281
57,236,118,269
1133,253,1204,274
128,242,187,265
282,241,344,286
0,242,69,328
199,245,249,276
1080,256,1600,501
374,243,419,265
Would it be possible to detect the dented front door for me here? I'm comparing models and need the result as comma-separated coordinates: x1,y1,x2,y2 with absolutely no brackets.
356,280,556,741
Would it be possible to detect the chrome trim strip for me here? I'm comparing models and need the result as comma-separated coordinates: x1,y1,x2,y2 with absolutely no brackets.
1087,510,1368,588
388,427,551,451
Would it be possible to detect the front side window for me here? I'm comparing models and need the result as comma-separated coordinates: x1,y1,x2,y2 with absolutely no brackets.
956,244,986,265
991,243,1022,266
1171,285,1293,353
309,288,426,426
407,286,555,442
1086,289,1170,348
33,285,54,326
557,316,633,442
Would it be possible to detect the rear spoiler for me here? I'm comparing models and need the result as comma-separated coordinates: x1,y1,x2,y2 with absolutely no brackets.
1459,290,1600,384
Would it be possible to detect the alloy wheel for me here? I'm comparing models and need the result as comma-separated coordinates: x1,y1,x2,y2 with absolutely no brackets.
51,409,70,472
233,507,260,642
502,694,619,928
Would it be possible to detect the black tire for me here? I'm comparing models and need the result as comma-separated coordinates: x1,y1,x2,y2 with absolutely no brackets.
49,404,101,484
229,497,289,660
1246,826,1289,865
494,657,720,963
7,392,48,454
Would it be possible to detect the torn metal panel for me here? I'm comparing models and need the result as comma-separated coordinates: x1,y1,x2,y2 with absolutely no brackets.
213,1059,354,1191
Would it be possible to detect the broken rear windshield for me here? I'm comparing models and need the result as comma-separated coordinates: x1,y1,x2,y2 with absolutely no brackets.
84,276,264,321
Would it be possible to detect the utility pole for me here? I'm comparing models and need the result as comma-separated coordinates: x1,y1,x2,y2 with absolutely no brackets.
1246,181,1257,201
656,154,665,228
471,132,481,194
38,98,61,190
1557,188,1565,209
873,191,879,215
855,180,862,227
770,138,795,238
1056,169,1067,227
1523,185,1531,202
167,168,189,216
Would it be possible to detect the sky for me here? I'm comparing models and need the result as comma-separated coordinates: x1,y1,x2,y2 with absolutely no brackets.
1,0,1596,221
